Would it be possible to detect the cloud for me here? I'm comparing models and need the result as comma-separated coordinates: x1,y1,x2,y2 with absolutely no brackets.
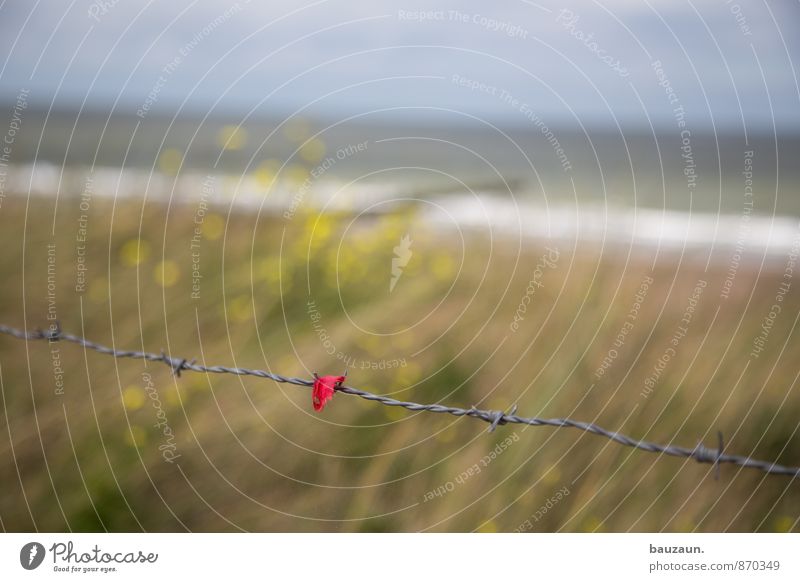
0,0,797,127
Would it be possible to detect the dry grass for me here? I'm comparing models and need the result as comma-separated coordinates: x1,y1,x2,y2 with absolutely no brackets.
0,195,798,532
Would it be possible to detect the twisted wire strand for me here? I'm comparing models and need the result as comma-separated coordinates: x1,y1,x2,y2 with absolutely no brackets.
1,323,798,479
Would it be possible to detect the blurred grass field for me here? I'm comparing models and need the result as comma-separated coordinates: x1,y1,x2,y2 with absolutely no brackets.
0,193,798,532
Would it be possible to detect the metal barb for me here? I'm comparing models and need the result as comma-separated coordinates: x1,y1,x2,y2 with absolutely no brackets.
488,404,518,433
692,432,726,480
160,352,193,377
1,323,798,480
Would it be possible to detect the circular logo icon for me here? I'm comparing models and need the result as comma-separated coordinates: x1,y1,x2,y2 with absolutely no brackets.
20,542,46,570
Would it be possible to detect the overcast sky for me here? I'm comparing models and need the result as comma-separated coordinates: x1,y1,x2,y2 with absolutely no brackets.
1,0,798,130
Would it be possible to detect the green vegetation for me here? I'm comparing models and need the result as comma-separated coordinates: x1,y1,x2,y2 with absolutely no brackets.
0,195,798,532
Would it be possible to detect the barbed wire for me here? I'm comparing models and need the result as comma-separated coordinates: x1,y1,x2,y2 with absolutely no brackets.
1,322,798,479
